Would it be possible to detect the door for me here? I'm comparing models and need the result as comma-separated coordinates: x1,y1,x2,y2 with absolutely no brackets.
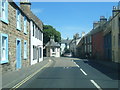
16,39,21,69
37,48,39,63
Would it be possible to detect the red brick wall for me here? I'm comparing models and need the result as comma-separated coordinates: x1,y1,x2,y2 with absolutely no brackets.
92,31,104,60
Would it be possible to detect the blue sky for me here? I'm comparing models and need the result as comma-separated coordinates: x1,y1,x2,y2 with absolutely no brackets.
30,2,117,39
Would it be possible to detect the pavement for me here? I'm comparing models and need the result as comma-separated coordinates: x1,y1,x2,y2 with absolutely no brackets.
2,57,52,88
16,57,119,89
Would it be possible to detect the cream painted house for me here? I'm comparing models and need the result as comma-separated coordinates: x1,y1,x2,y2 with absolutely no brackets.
45,37,60,57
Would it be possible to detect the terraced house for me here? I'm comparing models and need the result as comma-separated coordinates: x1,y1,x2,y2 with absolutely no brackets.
20,0,43,65
111,6,120,63
0,0,30,73
0,0,43,73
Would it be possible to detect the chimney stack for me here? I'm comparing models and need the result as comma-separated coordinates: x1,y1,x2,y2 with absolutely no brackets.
100,16,107,25
20,0,31,11
81,32,85,37
93,21,99,29
112,5,120,16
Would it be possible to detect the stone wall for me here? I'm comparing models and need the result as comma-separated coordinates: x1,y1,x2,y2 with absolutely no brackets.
112,13,120,63
0,2,30,74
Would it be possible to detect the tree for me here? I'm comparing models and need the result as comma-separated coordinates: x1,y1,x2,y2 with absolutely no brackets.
43,25,61,46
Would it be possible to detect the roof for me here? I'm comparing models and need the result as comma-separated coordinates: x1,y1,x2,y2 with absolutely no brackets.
9,1,30,21
45,39,60,47
20,3,43,31
60,39,72,44
9,1,43,31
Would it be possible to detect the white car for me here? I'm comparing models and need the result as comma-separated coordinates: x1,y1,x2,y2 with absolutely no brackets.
64,53,72,57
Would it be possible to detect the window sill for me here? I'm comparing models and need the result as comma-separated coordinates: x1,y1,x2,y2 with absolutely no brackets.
17,28,21,31
24,58,27,60
1,19,9,24
24,32,27,35
0,60,9,64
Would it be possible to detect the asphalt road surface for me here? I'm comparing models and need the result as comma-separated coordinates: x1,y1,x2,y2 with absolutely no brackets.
19,57,119,89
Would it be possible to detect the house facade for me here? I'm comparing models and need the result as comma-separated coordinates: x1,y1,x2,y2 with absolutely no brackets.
76,37,85,58
60,38,71,55
83,32,92,59
111,6,120,63
77,3,120,64
0,0,43,73
0,1,30,72
69,33,81,57
103,20,112,61
20,1,43,65
45,37,60,57
91,16,107,60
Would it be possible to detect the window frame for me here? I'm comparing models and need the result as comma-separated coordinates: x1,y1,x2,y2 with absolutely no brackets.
0,0,8,24
24,40,27,60
16,9,21,30
24,16,27,34
0,33,8,64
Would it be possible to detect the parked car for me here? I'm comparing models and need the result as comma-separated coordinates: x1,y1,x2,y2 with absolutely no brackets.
64,53,72,57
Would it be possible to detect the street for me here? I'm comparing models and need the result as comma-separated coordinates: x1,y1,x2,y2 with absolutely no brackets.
17,57,119,89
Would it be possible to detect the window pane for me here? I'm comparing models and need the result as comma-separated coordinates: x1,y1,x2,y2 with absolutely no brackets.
2,36,6,61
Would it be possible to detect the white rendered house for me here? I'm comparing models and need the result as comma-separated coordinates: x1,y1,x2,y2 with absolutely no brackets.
45,37,60,57
30,21,43,65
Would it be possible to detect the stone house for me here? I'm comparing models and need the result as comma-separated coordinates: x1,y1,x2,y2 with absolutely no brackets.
83,32,92,59
45,37,60,57
103,19,112,61
111,5,120,63
0,0,30,73
20,1,43,65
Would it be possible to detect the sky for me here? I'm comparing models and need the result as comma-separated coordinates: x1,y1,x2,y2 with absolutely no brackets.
28,2,118,39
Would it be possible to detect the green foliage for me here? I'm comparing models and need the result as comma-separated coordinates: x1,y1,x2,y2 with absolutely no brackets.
43,25,61,46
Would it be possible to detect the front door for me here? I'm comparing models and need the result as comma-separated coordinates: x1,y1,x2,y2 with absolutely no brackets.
16,39,21,69
37,48,39,63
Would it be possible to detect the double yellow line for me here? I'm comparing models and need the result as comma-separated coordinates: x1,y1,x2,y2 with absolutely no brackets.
10,60,51,90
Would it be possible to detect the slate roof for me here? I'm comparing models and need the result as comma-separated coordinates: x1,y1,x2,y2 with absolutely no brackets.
60,39,72,44
20,2,43,31
45,40,60,47
9,1,43,31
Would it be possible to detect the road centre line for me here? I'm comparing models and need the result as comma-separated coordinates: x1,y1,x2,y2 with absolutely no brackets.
76,64,79,67
80,68,87,75
90,80,102,90
10,60,52,90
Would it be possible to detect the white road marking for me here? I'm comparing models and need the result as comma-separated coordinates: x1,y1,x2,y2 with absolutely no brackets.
80,68,87,75
90,80,102,90
73,61,80,68
76,64,79,67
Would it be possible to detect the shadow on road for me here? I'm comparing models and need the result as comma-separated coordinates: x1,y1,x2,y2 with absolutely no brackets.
74,59,120,80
